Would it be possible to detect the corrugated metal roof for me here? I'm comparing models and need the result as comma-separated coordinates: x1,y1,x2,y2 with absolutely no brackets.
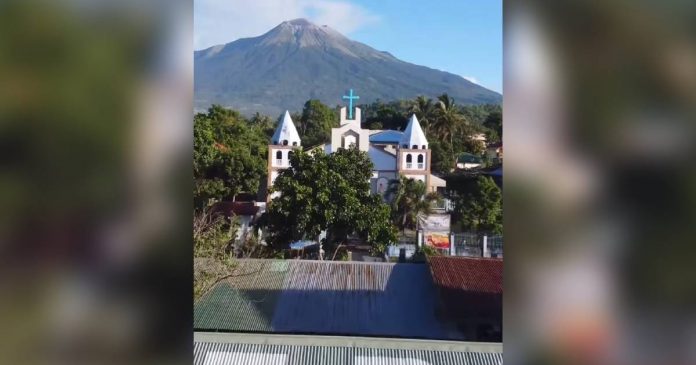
194,332,503,365
369,130,403,144
194,259,457,340
428,256,503,294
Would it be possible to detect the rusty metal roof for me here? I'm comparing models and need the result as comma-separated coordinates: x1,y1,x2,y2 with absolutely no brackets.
428,256,503,294
194,259,461,340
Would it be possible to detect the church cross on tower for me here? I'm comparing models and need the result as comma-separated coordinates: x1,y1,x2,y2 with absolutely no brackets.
342,89,360,119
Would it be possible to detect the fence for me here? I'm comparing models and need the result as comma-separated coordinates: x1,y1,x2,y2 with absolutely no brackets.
451,232,482,257
386,232,503,259
487,235,503,258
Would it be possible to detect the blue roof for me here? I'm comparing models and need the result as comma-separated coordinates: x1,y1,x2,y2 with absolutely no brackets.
369,130,403,144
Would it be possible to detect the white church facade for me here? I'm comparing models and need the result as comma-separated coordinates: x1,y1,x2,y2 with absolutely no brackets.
266,95,447,200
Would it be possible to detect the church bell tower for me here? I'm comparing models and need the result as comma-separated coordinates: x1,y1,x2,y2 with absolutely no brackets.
267,111,301,200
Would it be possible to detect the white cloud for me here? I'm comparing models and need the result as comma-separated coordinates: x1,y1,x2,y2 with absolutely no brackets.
463,76,480,84
194,0,379,50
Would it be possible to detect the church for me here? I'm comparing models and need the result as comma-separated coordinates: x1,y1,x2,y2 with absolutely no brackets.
266,90,447,200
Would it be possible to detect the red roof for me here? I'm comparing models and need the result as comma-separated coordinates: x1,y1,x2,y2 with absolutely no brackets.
427,256,502,294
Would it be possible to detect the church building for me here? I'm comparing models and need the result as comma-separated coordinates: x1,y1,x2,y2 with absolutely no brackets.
266,91,447,200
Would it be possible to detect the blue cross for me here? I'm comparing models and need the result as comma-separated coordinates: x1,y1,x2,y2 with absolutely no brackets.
342,89,360,119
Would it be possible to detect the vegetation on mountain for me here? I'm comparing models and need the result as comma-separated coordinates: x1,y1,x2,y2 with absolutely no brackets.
194,19,501,116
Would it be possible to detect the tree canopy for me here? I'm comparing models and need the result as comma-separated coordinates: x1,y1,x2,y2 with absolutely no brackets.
386,176,441,232
296,99,338,147
451,175,502,234
264,147,397,253
193,105,269,208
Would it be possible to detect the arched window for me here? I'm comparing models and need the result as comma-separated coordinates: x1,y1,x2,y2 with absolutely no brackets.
405,153,413,169
422,145,427,149
417,154,424,169
412,145,418,149
275,150,282,165
282,140,288,146
288,151,294,162
292,141,298,146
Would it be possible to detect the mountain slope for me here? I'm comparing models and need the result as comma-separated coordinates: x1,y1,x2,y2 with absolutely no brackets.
195,18,502,116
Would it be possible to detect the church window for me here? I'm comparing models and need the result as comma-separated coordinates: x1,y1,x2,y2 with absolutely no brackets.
276,150,282,165
292,141,298,146
282,140,288,146
417,154,424,169
422,145,426,149
412,145,418,149
288,151,294,162
406,153,413,169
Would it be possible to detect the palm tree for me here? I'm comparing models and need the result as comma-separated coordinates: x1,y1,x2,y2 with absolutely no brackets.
433,93,469,162
409,95,434,135
386,176,441,232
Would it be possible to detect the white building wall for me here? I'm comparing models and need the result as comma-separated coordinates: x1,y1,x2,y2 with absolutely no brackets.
401,152,426,170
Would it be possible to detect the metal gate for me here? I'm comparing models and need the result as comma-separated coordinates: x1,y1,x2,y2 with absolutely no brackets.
488,235,503,258
451,232,482,257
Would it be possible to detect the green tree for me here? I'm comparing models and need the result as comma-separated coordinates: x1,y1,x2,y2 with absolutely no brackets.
297,99,337,147
483,109,503,143
193,105,268,208
386,176,441,232
409,95,435,135
265,148,397,252
362,100,408,131
249,111,275,138
432,94,468,160
430,141,455,174
453,176,502,234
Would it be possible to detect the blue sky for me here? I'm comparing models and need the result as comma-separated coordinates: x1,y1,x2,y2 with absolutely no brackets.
195,0,502,93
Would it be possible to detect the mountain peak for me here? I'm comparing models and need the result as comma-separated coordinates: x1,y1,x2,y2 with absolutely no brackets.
195,20,502,116
283,18,313,26
261,18,349,50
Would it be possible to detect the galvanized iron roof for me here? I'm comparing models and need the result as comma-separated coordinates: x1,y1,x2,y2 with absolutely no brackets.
194,259,458,340
195,332,503,365
428,256,503,294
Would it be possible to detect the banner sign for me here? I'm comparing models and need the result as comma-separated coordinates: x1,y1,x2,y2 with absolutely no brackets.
419,214,451,249
425,232,450,249
418,214,450,232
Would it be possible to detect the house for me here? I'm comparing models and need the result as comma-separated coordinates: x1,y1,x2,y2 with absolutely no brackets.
210,200,264,243
486,142,503,162
428,256,503,342
456,152,483,170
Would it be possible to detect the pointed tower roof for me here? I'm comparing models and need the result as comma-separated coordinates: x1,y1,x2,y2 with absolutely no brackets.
399,114,428,149
272,111,301,146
